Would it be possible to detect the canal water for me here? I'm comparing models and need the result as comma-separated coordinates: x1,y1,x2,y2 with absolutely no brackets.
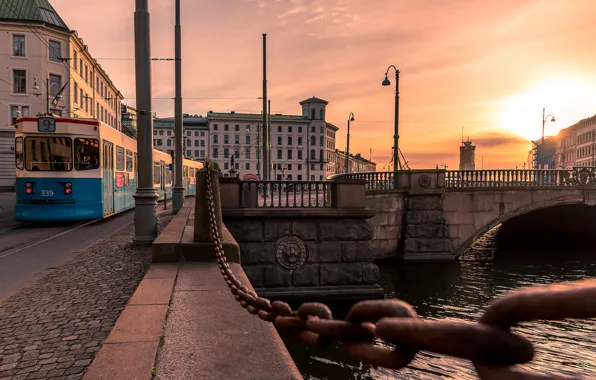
280,227,596,379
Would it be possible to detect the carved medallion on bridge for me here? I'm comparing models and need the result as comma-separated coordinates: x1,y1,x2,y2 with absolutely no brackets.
276,236,308,270
575,168,593,185
418,174,432,188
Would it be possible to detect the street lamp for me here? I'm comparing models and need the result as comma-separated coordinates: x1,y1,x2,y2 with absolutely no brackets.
33,78,62,114
382,65,400,172
541,107,555,169
345,112,355,173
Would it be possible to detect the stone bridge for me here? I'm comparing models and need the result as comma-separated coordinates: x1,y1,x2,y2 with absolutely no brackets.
333,168,596,261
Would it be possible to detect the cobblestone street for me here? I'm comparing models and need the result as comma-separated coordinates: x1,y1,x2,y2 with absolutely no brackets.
0,211,173,380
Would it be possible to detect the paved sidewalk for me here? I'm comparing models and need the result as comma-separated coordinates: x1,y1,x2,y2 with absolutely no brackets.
0,210,174,380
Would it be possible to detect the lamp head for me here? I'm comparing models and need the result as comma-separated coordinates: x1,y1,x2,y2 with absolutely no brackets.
56,94,62,100
350,115,355,122
551,117,556,122
33,79,39,91
382,75,391,86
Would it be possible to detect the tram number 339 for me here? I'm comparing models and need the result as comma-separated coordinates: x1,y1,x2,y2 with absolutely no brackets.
41,190,54,197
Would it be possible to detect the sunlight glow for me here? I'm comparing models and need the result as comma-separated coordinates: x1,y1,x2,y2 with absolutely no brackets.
498,78,596,141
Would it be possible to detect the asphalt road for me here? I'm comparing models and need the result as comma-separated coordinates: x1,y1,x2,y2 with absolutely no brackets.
0,192,17,231
0,207,136,301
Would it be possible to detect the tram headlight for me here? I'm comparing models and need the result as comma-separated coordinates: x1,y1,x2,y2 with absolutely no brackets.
25,182,33,194
64,182,72,195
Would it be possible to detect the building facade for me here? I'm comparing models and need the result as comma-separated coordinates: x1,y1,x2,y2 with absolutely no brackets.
0,0,122,190
552,114,596,169
335,150,377,174
121,104,138,138
459,140,476,170
152,114,209,160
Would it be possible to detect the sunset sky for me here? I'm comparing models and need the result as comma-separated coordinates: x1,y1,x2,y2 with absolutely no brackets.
51,0,596,169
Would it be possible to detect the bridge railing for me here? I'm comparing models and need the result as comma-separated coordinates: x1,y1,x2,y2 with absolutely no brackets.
445,168,596,189
239,180,333,208
329,172,395,193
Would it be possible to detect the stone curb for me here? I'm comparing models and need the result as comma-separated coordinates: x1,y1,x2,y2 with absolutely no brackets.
82,263,179,380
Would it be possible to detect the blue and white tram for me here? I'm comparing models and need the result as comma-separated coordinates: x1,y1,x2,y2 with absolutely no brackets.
14,116,202,222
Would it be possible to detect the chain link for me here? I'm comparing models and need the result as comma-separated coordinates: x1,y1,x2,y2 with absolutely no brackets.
202,167,596,379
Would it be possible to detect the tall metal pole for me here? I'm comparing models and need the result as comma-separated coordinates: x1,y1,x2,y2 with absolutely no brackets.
133,0,158,244
268,99,271,176
172,0,184,213
541,107,545,169
345,118,351,173
257,123,261,177
393,70,400,172
45,79,50,114
262,34,269,181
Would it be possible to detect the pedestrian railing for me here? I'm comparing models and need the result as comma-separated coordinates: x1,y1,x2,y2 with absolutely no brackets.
239,180,332,208
330,172,395,193
445,168,596,189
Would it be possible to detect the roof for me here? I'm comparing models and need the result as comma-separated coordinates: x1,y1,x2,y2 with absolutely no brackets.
299,96,329,105
0,0,70,31
326,123,339,131
207,111,310,123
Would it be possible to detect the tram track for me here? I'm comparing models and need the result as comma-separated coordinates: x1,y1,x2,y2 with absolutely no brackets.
0,219,100,259
0,222,33,235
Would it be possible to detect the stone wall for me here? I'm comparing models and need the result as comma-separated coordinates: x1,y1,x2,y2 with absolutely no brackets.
364,193,404,259
225,217,382,300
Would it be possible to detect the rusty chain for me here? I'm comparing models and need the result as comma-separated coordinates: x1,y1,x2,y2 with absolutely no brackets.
202,168,596,379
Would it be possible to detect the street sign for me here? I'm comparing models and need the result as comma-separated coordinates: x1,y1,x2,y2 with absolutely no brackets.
257,174,261,180
10,146,15,151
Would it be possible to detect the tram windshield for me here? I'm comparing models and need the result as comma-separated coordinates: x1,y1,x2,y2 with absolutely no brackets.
75,138,100,170
25,137,72,171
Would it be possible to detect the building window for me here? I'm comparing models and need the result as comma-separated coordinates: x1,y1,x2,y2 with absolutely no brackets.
224,135,229,144
278,126,282,133
224,124,229,131
298,150,303,160
13,35,25,56
167,130,172,136
159,130,164,135
288,136,293,145
298,164,302,171
49,40,62,62
320,136,323,146
288,164,292,170
277,149,282,159
187,150,191,157
320,109,324,120
298,127,302,133
288,126,292,133
311,164,315,170
246,135,250,145
224,163,229,170
49,74,61,97
235,124,239,131
195,131,199,136
213,148,218,157
246,163,251,170
200,150,205,157
235,135,239,144
311,109,316,119
234,150,240,158
167,139,172,146
311,126,315,133
246,125,251,132
277,136,282,145
74,83,79,103
10,105,30,125
224,148,229,158
187,138,191,146
320,175,323,180
298,137,303,146
12,70,26,94
213,124,218,131
213,135,218,144
320,164,323,170
195,150,199,157
298,175,302,180
194,140,198,147
200,140,205,147
310,136,316,147
310,149,315,160
320,150,324,161
84,65,88,82
201,131,205,137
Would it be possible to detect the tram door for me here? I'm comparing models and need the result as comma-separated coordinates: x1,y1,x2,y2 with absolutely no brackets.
103,141,115,215
160,160,166,197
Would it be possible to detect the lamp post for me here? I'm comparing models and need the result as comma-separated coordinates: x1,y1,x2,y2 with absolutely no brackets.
382,65,400,172
172,0,184,213
33,78,62,114
345,112,355,173
133,0,159,244
541,107,555,169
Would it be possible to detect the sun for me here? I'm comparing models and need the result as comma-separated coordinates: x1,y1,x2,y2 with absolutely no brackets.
498,78,596,141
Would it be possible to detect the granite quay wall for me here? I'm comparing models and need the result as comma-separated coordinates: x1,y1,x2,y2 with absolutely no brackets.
218,176,383,300
364,192,404,259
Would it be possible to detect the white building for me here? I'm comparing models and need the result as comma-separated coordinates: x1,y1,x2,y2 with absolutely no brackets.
207,97,338,180
0,0,122,190
153,114,209,161
554,114,596,169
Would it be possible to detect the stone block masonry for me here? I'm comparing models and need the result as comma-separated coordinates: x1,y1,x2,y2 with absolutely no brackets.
0,213,174,380
226,217,383,300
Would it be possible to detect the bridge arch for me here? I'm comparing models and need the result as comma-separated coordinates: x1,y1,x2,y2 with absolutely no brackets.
449,193,588,257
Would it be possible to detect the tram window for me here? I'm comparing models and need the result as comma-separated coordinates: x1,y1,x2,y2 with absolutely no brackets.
15,137,23,169
134,152,138,172
126,150,133,172
25,137,72,171
116,146,125,171
74,138,100,171
183,166,188,177
167,169,172,184
154,162,161,184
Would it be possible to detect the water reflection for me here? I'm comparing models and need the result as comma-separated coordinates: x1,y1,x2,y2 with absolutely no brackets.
281,226,596,379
